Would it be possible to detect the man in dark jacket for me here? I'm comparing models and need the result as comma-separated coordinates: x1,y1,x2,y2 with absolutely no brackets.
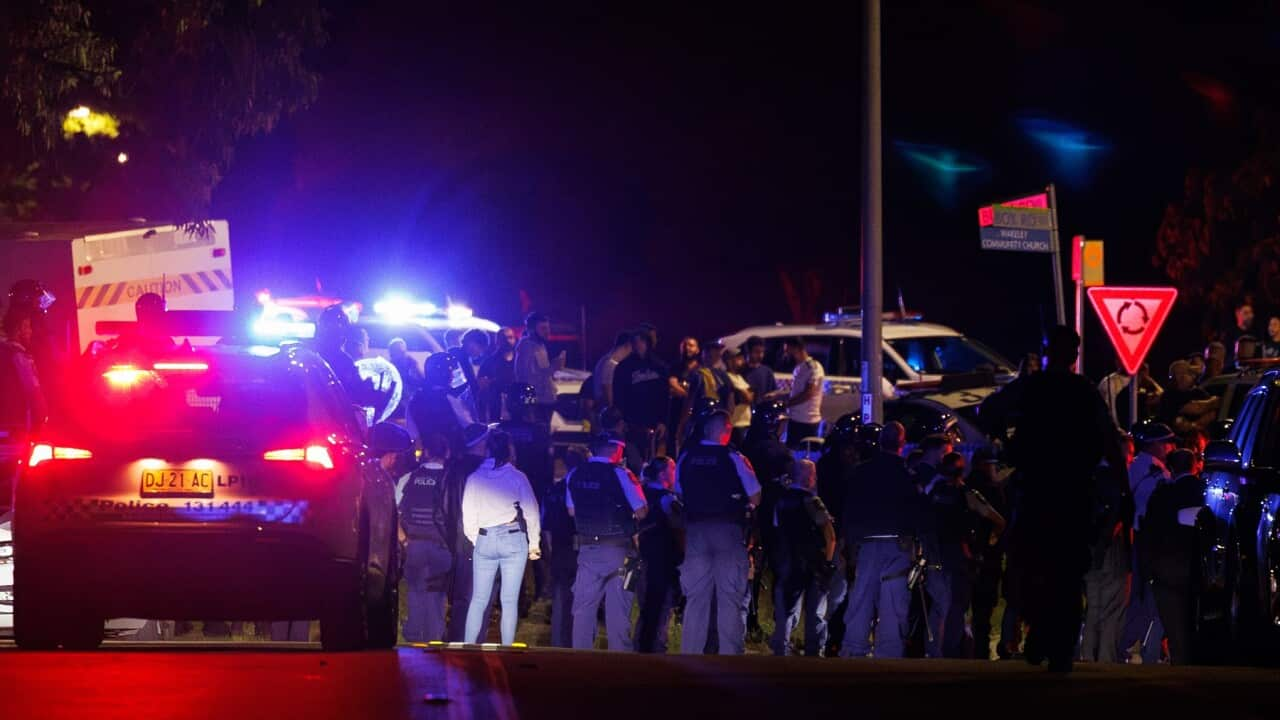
1141,448,1207,665
839,421,922,658
983,326,1124,673
771,459,837,656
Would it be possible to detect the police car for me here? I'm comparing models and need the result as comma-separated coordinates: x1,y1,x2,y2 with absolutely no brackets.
721,307,1015,425
11,343,401,650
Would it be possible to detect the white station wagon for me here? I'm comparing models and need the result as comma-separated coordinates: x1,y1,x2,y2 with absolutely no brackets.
720,308,1016,425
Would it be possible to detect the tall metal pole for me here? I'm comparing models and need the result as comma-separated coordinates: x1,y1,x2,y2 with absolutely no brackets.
1074,236,1084,375
860,0,884,425
1047,183,1067,327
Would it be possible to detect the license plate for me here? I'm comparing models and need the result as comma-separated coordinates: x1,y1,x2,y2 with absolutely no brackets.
140,469,215,498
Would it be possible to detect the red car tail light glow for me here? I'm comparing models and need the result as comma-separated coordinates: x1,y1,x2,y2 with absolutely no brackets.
102,365,154,388
28,444,93,467
263,445,334,470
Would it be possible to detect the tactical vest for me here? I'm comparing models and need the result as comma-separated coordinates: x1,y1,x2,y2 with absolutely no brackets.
775,487,824,566
638,486,679,561
400,462,449,543
679,443,746,524
568,461,635,542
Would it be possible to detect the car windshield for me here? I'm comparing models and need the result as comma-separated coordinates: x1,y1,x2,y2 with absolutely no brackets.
889,336,1013,376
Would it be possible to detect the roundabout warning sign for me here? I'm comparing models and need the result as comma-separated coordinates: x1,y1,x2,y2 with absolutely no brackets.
1087,286,1178,375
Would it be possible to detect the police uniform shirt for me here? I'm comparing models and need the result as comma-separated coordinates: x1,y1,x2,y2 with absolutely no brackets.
644,481,686,530
1129,451,1171,531
674,441,762,499
564,457,648,515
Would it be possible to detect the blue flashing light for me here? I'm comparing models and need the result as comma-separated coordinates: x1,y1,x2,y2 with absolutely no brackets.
247,345,282,357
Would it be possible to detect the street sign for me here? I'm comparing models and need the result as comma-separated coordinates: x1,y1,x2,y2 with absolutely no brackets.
978,205,1053,230
979,226,1052,252
1071,238,1105,286
1087,286,1177,375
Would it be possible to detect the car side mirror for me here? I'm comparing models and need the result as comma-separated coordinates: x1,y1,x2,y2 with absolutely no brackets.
1204,439,1242,470
352,403,370,440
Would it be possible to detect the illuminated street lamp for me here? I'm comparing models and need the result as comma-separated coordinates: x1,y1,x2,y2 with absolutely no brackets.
116,152,128,164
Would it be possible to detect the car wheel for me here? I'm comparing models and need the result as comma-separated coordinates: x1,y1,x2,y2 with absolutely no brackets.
58,616,105,650
321,521,371,652
366,529,400,649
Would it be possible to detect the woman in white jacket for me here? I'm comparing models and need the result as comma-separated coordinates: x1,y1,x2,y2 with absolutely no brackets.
462,429,542,645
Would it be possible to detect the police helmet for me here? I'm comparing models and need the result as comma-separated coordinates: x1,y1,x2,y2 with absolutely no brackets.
855,422,884,453
1131,419,1176,446
692,396,721,419
505,382,538,415
830,413,861,441
752,399,787,428
597,404,624,431
369,421,412,455
9,279,55,313
425,352,467,391
316,304,351,346
135,292,166,325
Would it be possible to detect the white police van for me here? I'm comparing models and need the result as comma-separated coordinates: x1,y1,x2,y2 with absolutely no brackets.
720,307,1016,426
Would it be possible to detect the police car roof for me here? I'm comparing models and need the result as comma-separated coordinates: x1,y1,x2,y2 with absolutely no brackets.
723,321,962,343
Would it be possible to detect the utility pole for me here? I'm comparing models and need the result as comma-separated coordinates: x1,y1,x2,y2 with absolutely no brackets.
860,0,884,425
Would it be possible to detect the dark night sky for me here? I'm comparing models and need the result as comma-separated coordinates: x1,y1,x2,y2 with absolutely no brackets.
210,1,1280,374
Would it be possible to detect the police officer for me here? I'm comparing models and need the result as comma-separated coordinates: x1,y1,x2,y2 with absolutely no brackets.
542,447,582,648
112,292,178,357
1121,420,1177,664
499,382,554,604
498,383,554,498
1142,448,1207,665
311,304,367,399
984,326,1123,673
1081,432,1134,664
567,433,648,650
924,452,1006,658
6,280,58,402
677,410,761,655
967,446,1017,659
399,433,455,642
742,399,792,637
634,456,685,653
839,421,920,658
771,459,836,656
410,352,476,457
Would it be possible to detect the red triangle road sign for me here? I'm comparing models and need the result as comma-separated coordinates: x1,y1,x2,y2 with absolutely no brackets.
1087,286,1178,375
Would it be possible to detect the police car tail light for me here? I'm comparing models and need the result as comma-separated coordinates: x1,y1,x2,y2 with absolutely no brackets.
28,444,93,468
263,445,334,470
103,365,154,388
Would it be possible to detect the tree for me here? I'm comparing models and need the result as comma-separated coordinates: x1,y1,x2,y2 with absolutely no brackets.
0,0,326,221
1154,111,1280,340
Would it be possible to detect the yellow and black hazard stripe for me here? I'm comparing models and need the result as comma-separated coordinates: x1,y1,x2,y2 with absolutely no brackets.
76,269,233,309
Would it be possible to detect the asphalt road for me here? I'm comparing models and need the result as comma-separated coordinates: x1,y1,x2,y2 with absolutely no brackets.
3,643,1280,720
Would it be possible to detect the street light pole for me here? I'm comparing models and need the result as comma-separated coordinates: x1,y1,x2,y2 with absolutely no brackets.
860,0,884,425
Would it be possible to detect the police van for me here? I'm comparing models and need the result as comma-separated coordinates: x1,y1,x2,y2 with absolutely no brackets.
0,220,234,354
720,307,1016,426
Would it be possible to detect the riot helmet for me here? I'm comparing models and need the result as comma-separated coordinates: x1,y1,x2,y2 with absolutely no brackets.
505,382,538,418
316,304,351,348
425,351,468,393
8,279,54,314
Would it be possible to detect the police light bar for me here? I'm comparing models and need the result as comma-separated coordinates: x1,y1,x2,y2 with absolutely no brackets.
374,296,439,322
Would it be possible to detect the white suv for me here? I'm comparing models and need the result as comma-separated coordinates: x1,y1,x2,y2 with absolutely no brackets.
720,309,1015,424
